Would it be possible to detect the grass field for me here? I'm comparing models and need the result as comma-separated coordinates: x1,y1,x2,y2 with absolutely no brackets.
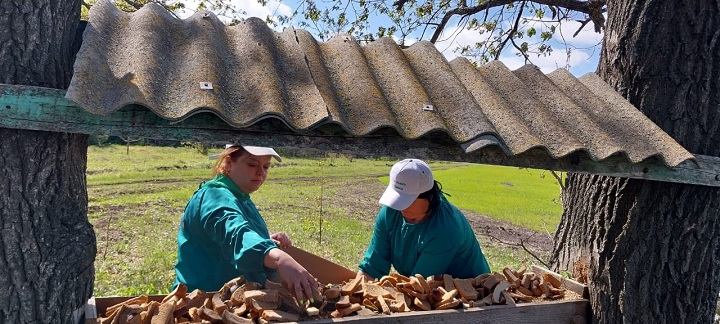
87,144,562,296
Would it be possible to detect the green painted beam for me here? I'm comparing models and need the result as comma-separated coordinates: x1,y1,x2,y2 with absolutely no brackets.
2,84,719,187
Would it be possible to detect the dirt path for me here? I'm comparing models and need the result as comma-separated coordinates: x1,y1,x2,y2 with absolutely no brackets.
463,210,554,255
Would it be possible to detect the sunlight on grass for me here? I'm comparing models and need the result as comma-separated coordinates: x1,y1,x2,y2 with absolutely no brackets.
88,145,563,296
434,165,563,232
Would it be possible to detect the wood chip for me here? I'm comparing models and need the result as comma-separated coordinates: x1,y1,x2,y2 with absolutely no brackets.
482,274,501,290
434,298,460,310
379,276,398,287
452,278,478,301
413,297,431,311
362,282,393,299
377,295,391,315
442,274,455,292
390,273,411,283
341,277,363,296
543,273,562,289
415,274,431,293
510,291,534,302
212,293,227,314
339,303,362,316
335,295,351,308
409,277,425,293
261,309,300,322
492,281,510,304
401,286,428,300
501,291,516,306
243,289,279,304
472,273,490,287
324,286,342,299
221,310,254,324
362,298,378,312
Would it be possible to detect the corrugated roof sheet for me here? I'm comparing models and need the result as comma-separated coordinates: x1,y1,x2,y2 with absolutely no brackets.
66,0,694,167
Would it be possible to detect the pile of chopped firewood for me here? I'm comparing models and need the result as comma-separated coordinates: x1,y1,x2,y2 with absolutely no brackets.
97,266,572,323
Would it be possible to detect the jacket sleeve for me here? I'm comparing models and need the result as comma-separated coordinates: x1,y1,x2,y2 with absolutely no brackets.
358,207,392,279
198,188,277,274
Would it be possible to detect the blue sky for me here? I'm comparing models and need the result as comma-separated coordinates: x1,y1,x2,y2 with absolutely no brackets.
176,0,603,76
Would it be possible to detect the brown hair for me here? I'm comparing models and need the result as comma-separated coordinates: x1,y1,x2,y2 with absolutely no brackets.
211,146,248,177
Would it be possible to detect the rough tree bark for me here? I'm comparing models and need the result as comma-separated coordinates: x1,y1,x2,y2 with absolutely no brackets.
0,1,96,323
551,1,720,323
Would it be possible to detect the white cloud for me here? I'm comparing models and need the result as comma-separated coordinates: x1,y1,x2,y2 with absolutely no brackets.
176,0,292,24
429,15,603,76
555,18,604,48
497,47,598,75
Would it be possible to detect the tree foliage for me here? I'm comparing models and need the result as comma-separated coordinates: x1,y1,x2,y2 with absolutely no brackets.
84,0,605,66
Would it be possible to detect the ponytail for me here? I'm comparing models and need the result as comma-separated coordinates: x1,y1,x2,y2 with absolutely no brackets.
418,180,450,216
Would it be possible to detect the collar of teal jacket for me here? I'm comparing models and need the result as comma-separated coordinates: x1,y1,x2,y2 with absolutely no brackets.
205,175,250,201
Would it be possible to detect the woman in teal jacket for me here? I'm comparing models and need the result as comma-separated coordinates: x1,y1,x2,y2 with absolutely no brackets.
173,145,318,303
358,159,491,280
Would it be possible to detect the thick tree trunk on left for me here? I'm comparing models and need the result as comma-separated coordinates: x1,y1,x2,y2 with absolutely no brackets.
0,0,95,323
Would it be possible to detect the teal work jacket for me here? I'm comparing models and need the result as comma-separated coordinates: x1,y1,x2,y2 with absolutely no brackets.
359,196,491,279
172,175,277,292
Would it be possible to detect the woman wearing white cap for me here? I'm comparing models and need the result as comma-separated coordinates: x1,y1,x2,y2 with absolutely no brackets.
357,159,491,280
172,145,319,304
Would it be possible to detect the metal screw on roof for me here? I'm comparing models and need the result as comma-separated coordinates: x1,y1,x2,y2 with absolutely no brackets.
423,105,434,111
203,12,210,19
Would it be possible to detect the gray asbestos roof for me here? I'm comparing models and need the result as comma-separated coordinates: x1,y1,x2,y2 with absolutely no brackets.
66,0,694,167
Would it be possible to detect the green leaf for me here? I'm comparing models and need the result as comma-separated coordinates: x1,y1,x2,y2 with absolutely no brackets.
527,27,536,37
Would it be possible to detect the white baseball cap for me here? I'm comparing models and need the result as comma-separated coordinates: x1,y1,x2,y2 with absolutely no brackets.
379,159,434,210
224,144,282,162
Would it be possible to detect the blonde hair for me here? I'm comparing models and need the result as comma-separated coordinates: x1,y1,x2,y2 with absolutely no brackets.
211,146,248,177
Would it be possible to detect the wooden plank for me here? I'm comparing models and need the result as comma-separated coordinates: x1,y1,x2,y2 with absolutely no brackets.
283,245,357,285
531,265,589,299
2,84,719,187
293,300,588,323
87,296,588,323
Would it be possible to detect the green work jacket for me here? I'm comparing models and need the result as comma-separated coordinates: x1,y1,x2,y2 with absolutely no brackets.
359,196,491,280
172,175,277,292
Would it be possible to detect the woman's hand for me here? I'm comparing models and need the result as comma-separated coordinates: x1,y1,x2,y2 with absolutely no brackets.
270,232,292,248
356,270,374,282
264,248,320,304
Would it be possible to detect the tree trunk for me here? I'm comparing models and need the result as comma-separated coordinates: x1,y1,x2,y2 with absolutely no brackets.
551,1,720,323
0,1,96,323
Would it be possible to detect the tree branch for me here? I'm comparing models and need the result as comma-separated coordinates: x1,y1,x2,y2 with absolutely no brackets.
392,0,409,11
123,0,144,10
551,170,566,189
82,1,92,10
496,1,526,60
483,229,550,268
428,0,606,44
431,0,514,43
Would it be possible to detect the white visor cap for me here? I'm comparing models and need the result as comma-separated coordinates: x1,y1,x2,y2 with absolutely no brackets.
225,144,282,162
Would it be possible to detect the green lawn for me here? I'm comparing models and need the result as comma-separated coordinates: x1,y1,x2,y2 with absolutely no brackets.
87,144,562,296
434,164,563,232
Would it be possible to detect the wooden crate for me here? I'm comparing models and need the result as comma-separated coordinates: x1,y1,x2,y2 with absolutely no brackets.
86,266,589,323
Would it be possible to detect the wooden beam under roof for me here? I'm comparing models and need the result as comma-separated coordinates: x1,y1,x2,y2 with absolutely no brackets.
2,84,719,187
